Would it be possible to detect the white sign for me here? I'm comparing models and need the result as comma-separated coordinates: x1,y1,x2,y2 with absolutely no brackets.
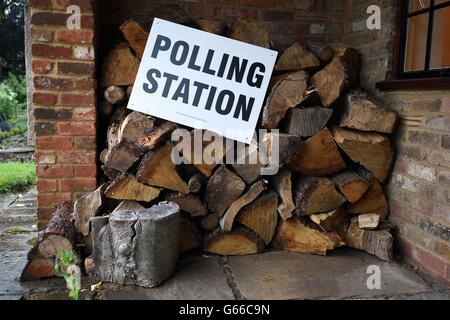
128,18,277,144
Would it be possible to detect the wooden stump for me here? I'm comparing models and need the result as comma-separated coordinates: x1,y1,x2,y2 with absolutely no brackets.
91,202,180,287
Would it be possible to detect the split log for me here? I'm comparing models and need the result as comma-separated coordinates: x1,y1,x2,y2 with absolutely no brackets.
205,165,246,216
203,227,265,256
179,217,202,253
126,85,133,99
74,184,105,236
309,208,349,238
102,140,143,179
271,168,295,220
332,45,360,87
113,200,145,213
307,42,334,62
137,144,189,194
347,180,388,220
195,19,228,35
332,127,394,183
166,193,208,217
358,214,380,230
345,218,393,261
262,71,308,128
104,86,125,105
331,170,371,203
21,202,76,281
273,217,344,255
90,203,180,287
188,173,205,194
119,111,155,143
275,42,320,71
220,180,266,231
287,128,346,176
201,213,220,231
284,107,333,137
139,121,177,150
294,176,347,216
120,19,149,59
340,90,398,134
261,132,303,169
311,57,348,107
229,17,269,48
237,191,278,245
231,142,262,184
100,43,140,87
105,174,161,202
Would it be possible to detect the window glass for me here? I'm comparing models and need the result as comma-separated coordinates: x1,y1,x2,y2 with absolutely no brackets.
434,0,450,6
409,0,430,13
430,7,450,69
404,13,429,71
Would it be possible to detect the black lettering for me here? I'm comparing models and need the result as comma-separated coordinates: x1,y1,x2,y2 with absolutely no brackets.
170,41,189,65
192,81,209,107
215,90,235,115
151,34,171,59
202,49,216,76
233,95,254,122
172,78,190,104
217,53,229,78
205,86,217,111
247,63,265,89
227,57,248,83
162,72,179,98
143,68,161,94
188,45,201,71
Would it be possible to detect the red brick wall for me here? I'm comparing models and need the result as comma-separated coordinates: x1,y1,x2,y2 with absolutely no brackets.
28,0,97,230
345,0,450,287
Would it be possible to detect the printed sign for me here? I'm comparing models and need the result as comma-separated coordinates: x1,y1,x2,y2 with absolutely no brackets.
128,18,278,144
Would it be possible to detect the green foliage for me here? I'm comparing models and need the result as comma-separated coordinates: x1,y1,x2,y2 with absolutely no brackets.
0,73,27,120
0,162,35,193
55,250,81,300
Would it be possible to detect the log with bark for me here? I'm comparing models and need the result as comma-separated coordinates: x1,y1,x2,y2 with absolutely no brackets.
332,45,360,87
332,126,394,183
100,43,140,87
358,214,380,229
203,227,265,256
261,71,308,129
275,42,320,71
120,19,149,59
347,179,388,220
22,202,76,281
105,173,161,202
73,184,106,237
271,168,295,220
104,86,126,105
287,128,346,176
331,170,371,203
307,42,334,62
229,17,270,48
309,208,349,239
139,121,177,150
166,193,208,217
201,213,220,231
284,107,333,137
261,132,303,169
195,19,228,35
272,217,344,255
311,57,348,107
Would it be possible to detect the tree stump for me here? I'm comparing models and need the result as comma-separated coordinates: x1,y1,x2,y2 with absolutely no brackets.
90,202,180,288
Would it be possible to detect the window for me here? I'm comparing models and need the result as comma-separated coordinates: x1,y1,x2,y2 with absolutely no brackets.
399,0,450,78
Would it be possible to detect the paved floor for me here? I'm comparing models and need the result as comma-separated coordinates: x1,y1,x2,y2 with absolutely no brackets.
1,188,449,300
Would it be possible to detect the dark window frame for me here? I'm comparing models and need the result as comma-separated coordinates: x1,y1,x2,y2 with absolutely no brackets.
398,0,450,79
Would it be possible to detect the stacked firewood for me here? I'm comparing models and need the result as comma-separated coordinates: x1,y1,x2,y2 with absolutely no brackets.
23,18,399,281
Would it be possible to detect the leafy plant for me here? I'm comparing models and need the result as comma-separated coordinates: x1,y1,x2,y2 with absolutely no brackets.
0,73,26,121
55,250,81,300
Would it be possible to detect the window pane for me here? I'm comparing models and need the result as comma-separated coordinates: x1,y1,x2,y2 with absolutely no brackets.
430,7,450,69
404,14,429,71
434,0,450,6
409,0,430,13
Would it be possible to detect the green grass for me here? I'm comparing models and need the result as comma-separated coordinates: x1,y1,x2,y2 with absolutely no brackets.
0,162,35,193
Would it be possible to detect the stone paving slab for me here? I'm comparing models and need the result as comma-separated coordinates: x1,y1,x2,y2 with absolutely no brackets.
98,254,235,300
226,248,448,300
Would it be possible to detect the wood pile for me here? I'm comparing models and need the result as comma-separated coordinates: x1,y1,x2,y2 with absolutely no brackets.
23,17,399,281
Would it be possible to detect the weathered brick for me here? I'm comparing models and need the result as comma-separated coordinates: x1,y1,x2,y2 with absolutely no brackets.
55,29,94,44
36,179,58,192
420,218,450,242
438,171,450,187
58,62,94,75
408,130,439,146
33,93,57,106
74,78,95,90
393,174,419,192
425,116,450,131
406,162,436,183
32,60,53,74
35,136,72,150
74,164,97,177
442,135,450,150
32,44,72,59
35,122,57,135
442,97,450,113
276,0,311,9
222,7,258,18
53,0,93,12
60,178,97,192
260,9,295,21
36,164,73,178
240,0,276,7
434,205,450,225
73,46,95,60
34,108,72,120
57,122,96,136
276,22,310,34
57,150,96,164
37,208,54,221
73,136,96,150
408,98,442,112
60,93,95,106
31,28,53,42
73,107,95,120
31,12,67,26
35,151,56,164
28,0,52,9
34,76,72,90
37,192,71,207
184,4,222,17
